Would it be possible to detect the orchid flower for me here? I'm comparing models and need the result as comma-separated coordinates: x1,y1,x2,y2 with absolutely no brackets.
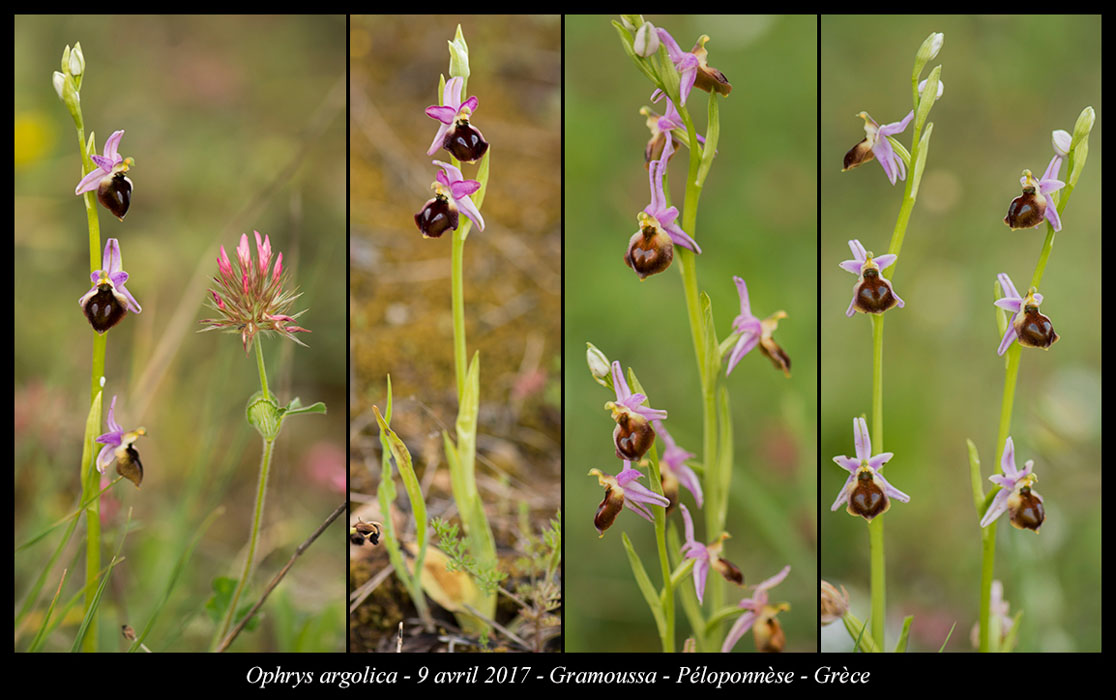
831,417,909,521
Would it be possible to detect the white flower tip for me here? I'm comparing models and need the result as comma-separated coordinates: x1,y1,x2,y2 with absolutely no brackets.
1052,129,1072,157
633,21,660,57
52,71,66,100
69,42,85,76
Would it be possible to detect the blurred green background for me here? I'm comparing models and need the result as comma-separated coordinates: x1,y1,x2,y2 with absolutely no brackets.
565,15,817,652
820,15,1100,652
14,16,347,651
348,15,562,650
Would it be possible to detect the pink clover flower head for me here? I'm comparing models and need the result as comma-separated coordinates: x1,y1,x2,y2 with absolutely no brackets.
605,361,667,461
994,273,1058,356
721,565,792,653
201,231,310,354
653,419,702,512
94,394,146,487
680,504,742,605
75,129,134,220
588,463,669,537
839,239,904,317
842,111,914,185
831,416,909,521
980,437,1045,532
424,76,488,163
78,238,142,334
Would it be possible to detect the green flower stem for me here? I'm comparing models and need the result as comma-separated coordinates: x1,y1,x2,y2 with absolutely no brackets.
451,226,467,400
979,180,1071,650
676,96,727,630
64,69,108,652
255,337,271,400
868,313,886,648
647,448,674,652
214,344,276,649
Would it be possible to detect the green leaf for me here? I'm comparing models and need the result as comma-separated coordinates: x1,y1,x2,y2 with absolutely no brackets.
967,438,986,515
909,122,934,201
374,407,427,562
886,135,911,168
695,93,720,188
204,576,260,633
894,615,914,652
700,291,720,380
913,65,940,134
1001,610,1023,653
621,532,666,638
27,568,68,652
282,399,327,418
72,508,133,651
843,612,880,652
937,621,957,652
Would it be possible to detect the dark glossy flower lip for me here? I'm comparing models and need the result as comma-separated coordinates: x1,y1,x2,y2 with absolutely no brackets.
1015,306,1059,349
443,119,489,163
414,193,458,238
624,221,674,280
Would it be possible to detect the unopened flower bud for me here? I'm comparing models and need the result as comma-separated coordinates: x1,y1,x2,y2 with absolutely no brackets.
69,42,85,77
448,25,469,81
1072,106,1095,147
820,580,850,625
1052,129,1072,158
918,32,944,63
619,15,644,32
586,343,611,389
633,21,660,58
52,71,66,100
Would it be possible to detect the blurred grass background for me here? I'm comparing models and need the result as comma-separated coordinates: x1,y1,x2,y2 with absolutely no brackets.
565,15,818,652
348,16,562,650
14,15,347,651
820,15,1100,652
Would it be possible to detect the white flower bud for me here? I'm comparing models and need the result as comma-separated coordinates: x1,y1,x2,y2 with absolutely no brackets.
69,42,85,77
633,21,659,57
52,71,66,100
448,24,469,81
586,342,611,389
1051,129,1072,157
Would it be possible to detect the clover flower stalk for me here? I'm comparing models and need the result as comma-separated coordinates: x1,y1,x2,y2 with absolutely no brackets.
204,231,325,651
976,107,1093,652
833,33,943,650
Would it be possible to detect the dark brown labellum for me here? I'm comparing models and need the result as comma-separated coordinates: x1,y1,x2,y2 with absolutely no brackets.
414,194,458,238
443,119,489,163
83,283,127,333
694,65,732,96
117,444,143,487
1010,487,1045,531
843,138,875,171
625,226,674,280
848,470,888,520
1016,306,1059,349
760,339,792,377
594,486,624,535
349,531,367,546
613,412,656,461
755,616,785,653
854,268,898,314
1004,189,1045,230
98,172,132,221
715,557,744,586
